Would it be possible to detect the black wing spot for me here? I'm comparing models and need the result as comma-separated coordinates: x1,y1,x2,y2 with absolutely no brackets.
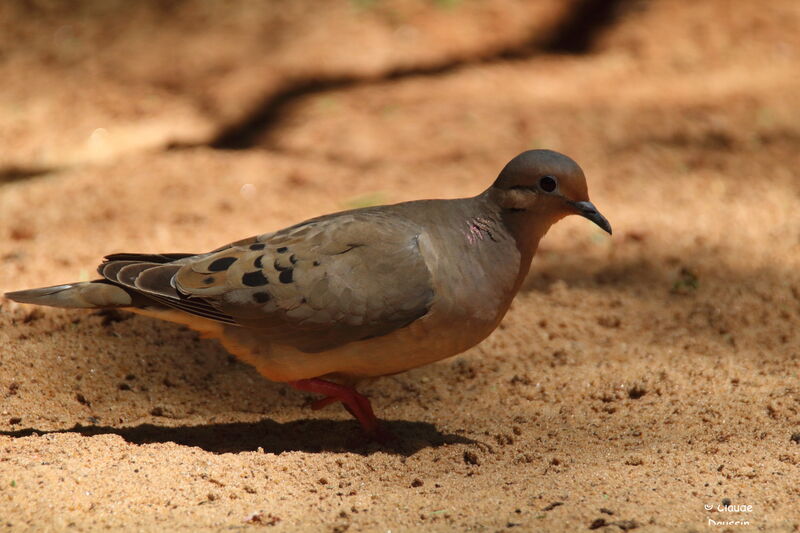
289,254,298,264
203,276,215,285
279,268,294,284
254,255,263,269
276,246,288,253
253,292,270,303
249,243,266,251
242,271,269,286
208,257,237,272
273,258,290,272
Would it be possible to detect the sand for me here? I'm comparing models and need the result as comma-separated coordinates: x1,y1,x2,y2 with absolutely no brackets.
1,1,799,531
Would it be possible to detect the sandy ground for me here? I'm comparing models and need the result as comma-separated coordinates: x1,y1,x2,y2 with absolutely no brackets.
0,0,571,169
1,1,800,531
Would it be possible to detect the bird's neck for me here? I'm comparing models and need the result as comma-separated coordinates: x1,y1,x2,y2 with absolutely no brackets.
477,189,559,263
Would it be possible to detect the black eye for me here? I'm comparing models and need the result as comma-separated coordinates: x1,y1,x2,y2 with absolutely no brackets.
539,175,557,193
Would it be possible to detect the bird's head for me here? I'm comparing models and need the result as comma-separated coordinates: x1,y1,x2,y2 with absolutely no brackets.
489,149,612,236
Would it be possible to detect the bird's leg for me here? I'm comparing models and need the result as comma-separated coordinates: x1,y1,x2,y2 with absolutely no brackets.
288,378,382,438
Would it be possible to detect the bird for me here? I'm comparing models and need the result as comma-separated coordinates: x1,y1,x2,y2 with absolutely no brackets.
5,149,611,440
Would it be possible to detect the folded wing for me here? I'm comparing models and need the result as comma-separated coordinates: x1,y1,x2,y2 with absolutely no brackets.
100,210,434,352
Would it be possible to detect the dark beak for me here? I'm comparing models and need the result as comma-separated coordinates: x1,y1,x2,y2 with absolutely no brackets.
570,201,612,235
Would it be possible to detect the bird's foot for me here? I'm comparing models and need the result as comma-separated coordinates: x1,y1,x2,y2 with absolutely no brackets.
288,378,390,442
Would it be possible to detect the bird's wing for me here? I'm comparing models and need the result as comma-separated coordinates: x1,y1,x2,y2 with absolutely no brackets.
100,210,434,352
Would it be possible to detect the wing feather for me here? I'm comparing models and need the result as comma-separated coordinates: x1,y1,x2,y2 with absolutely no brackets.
95,209,434,352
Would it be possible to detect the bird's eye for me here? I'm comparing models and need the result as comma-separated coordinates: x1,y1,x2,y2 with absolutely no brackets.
539,175,557,193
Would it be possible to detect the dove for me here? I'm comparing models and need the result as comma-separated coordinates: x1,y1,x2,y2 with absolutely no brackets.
5,149,611,439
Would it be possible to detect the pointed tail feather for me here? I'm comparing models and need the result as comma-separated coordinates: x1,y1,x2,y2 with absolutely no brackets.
5,281,135,309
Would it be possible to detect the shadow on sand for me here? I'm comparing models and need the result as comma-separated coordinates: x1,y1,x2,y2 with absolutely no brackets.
0,418,474,456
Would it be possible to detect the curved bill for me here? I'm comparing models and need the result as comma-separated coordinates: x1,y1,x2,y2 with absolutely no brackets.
570,201,612,235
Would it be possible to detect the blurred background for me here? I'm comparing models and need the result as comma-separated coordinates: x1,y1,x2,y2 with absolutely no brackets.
2,0,797,171
1,1,799,531
2,0,798,307
1,0,797,268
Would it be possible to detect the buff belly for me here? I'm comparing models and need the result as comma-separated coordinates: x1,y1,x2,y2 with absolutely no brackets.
218,312,497,383
128,304,501,383
130,309,494,381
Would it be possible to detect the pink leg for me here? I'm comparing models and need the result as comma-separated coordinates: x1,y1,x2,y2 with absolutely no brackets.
288,378,385,439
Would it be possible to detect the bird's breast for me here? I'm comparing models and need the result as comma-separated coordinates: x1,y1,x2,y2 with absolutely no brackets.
214,209,529,383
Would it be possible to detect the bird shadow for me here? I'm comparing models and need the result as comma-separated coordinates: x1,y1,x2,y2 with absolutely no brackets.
0,418,474,456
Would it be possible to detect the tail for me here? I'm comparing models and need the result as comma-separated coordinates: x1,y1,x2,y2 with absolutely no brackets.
5,280,137,309
5,252,197,310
